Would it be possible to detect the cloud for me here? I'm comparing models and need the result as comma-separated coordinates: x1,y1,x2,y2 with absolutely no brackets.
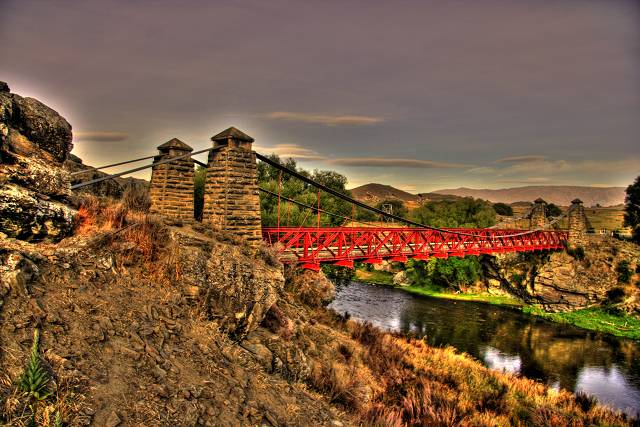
494,155,547,164
266,111,382,126
74,131,128,142
253,143,323,160
327,157,469,168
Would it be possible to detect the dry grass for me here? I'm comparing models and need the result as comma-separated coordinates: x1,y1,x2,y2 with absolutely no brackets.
0,332,87,427
310,320,633,426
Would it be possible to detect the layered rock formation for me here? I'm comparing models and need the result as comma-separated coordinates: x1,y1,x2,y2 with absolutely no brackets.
485,236,640,312
0,82,75,241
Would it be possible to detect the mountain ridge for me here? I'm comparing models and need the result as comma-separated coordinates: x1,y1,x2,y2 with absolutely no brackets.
350,183,626,207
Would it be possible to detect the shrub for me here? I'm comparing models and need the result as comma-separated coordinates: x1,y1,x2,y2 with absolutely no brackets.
511,273,524,286
122,184,151,213
493,202,513,216
605,287,626,304
566,246,585,261
616,260,632,284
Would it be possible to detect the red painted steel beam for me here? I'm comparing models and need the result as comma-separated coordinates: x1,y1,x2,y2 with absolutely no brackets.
262,227,568,267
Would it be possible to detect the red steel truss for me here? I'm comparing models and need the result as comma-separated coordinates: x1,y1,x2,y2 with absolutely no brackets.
262,227,568,270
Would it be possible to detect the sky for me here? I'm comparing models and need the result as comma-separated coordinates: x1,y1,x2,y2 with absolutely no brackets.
1,0,639,192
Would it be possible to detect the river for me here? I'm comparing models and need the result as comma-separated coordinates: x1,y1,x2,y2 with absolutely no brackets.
328,281,640,418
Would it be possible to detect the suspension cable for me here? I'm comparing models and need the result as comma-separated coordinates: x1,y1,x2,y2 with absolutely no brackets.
71,147,219,190
259,187,372,225
70,154,158,176
256,152,557,237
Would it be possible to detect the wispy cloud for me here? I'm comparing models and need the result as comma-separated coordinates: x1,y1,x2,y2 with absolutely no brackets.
266,111,382,126
327,157,469,168
74,131,128,142
494,155,547,164
253,143,323,160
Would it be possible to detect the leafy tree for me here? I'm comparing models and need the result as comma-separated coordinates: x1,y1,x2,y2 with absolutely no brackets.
493,202,513,216
411,198,496,228
623,175,640,243
257,154,352,227
405,256,482,290
545,203,562,218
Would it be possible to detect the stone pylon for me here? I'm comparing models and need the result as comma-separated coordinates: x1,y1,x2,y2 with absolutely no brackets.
529,197,546,230
568,198,587,246
202,127,262,247
149,138,195,221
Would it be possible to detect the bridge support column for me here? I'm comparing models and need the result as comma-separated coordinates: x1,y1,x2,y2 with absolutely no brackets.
202,127,262,247
529,197,546,230
149,138,195,221
568,198,587,247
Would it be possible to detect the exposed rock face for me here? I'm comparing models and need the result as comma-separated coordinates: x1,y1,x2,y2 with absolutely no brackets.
485,236,640,312
0,81,76,241
173,228,284,340
64,153,149,199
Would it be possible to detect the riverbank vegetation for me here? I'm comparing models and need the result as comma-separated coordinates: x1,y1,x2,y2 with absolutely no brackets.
351,269,640,340
523,306,640,340
315,314,632,426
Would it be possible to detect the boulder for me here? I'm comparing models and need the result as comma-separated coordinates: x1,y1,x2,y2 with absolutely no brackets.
0,81,76,241
393,270,411,287
0,184,76,241
201,239,284,339
1,88,72,163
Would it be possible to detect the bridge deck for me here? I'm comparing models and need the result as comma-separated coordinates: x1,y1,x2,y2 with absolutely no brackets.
263,227,567,269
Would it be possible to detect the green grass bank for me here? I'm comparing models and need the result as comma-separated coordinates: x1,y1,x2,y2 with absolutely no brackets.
353,269,640,340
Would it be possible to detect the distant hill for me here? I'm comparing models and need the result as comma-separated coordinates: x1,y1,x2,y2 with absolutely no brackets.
350,183,626,207
349,183,461,207
350,183,417,203
432,186,625,207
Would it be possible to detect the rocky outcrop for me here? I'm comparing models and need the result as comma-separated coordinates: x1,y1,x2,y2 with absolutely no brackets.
486,236,640,312
170,227,284,340
0,81,76,241
64,153,149,199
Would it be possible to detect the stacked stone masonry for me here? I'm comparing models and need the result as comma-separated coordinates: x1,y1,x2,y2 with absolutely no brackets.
202,146,262,246
149,140,195,221
529,199,546,230
568,199,587,247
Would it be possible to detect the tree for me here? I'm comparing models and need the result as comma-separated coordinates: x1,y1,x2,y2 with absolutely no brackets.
257,154,352,227
411,197,496,228
545,203,562,218
623,175,640,243
493,202,513,216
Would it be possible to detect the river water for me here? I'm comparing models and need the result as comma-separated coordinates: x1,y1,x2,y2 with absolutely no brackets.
328,281,640,418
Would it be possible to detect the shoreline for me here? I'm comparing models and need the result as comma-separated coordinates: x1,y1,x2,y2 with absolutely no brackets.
353,270,640,341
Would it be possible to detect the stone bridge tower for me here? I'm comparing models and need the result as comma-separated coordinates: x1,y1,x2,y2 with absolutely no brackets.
568,198,587,246
149,138,195,221
529,198,546,230
202,127,262,247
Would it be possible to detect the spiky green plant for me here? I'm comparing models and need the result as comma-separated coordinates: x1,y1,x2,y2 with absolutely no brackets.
18,329,52,401
54,410,63,427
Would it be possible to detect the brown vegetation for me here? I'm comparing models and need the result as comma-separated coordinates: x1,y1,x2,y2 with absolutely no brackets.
0,196,634,426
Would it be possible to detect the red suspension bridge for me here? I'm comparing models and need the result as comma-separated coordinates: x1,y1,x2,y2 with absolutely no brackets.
71,127,575,270
262,227,567,271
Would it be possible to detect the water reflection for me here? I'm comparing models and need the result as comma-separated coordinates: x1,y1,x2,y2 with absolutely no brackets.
329,281,640,417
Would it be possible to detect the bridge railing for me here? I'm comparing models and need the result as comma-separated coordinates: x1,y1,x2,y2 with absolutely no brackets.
263,227,568,268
